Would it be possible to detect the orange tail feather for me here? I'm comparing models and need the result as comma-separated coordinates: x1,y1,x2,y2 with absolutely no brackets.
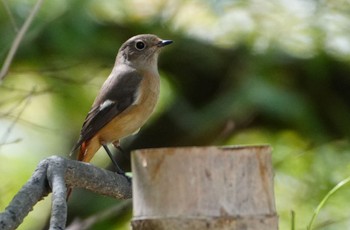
77,141,88,161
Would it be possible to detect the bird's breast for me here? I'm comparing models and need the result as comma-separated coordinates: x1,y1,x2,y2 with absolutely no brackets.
97,70,160,143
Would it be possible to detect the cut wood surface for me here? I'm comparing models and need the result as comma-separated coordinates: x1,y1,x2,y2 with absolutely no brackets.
131,145,278,230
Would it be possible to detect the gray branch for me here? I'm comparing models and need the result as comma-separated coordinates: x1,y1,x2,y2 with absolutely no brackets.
0,156,132,230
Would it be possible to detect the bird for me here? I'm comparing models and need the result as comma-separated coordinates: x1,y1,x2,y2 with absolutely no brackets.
70,34,172,174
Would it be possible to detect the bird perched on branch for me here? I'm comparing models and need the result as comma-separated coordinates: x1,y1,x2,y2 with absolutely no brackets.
71,34,172,175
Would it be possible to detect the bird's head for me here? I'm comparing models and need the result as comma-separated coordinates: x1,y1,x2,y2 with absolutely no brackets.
117,34,172,69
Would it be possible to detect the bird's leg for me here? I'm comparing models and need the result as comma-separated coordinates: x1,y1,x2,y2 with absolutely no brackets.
102,144,126,176
110,141,132,183
102,144,131,183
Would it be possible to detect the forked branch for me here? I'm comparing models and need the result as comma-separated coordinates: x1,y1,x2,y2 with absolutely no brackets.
0,156,132,230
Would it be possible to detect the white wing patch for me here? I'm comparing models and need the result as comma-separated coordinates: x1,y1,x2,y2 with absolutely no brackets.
132,128,141,135
99,99,114,111
133,87,142,105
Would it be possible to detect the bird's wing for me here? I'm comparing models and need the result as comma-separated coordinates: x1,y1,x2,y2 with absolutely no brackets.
70,69,142,154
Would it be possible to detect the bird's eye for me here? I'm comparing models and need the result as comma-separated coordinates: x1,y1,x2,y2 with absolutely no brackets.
135,41,146,50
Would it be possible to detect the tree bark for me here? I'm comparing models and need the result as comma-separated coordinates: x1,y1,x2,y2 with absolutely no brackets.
131,145,277,230
0,156,131,230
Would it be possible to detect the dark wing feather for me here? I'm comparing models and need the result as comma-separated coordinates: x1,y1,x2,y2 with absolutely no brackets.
71,69,142,154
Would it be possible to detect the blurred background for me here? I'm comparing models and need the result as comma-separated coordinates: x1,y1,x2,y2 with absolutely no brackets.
1,0,350,229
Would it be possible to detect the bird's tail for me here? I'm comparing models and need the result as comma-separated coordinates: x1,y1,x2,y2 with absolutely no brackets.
69,137,83,158
77,141,88,161
76,139,100,162
67,139,99,200
67,140,85,201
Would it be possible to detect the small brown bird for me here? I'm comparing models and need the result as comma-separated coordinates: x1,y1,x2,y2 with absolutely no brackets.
71,34,172,173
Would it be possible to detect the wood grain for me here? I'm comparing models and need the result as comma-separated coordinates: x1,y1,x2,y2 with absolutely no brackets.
131,146,278,230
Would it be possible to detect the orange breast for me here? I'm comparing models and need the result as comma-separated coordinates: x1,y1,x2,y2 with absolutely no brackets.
96,70,160,144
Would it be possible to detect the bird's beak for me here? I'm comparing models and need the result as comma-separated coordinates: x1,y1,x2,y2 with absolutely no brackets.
157,40,173,47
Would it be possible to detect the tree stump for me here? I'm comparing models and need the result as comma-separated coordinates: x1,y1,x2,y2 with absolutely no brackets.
131,145,278,230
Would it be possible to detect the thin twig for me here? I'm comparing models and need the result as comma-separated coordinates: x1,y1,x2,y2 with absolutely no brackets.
0,0,45,82
0,138,21,147
0,0,18,32
0,87,52,107
0,86,36,148
0,115,56,132
66,200,132,230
